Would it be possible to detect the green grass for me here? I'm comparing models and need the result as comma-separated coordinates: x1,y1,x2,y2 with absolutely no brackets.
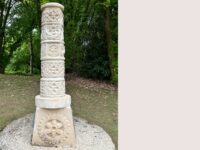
0,74,118,148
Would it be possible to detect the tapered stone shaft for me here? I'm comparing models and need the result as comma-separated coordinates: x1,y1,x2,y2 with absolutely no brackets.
32,3,76,147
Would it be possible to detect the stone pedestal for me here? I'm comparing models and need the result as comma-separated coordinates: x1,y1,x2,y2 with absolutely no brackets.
0,114,116,150
32,3,76,147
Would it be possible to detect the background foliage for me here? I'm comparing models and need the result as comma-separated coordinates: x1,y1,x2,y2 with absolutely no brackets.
0,0,118,83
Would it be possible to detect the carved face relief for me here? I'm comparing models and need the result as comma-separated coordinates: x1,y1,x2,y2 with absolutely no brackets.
38,114,71,145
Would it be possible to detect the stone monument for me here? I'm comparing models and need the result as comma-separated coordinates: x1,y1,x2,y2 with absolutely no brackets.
32,2,76,147
0,2,115,150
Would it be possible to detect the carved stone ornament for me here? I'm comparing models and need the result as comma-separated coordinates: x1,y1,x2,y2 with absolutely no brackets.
41,24,63,41
40,79,65,97
32,3,76,147
38,114,71,146
41,61,64,78
42,7,63,25
41,43,65,60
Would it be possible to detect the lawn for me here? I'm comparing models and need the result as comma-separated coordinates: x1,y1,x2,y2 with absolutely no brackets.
0,74,118,148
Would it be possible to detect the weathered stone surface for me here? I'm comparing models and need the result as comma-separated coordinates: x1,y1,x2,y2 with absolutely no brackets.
0,114,115,150
35,95,71,109
42,7,63,25
41,61,65,78
40,78,66,97
41,42,65,60
32,108,76,147
41,24,64,41
32,2,76,147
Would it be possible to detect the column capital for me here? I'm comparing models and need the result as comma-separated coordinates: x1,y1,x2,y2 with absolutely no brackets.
41,2,64,11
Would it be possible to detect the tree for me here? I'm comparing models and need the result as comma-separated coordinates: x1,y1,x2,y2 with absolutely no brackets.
104,0,118,83
0,0,18,73
1,0,118,83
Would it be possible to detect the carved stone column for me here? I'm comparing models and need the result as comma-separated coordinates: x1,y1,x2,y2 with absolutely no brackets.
32,3,76,147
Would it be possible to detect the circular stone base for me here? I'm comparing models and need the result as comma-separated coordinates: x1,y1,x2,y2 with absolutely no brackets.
0,114,115,150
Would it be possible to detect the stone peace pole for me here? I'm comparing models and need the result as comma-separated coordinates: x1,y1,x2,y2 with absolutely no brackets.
32,3,76,147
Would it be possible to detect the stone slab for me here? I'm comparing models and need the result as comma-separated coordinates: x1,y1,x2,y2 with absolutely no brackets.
0,114,115,150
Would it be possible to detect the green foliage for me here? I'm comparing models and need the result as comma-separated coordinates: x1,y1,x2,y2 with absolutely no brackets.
32,30,41,72
5,43,30,74
5,31,41,75
40,0,49,5
1,0,118,83
110,0,118,83
62,0,114,80
79,3,111,80
111,40,118,83
81,56,111,79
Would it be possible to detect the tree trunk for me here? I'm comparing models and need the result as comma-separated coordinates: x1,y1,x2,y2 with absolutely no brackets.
104,6,115,82
29,31,33,75
36,0,41,33
0,0,5,73
0,0,13,73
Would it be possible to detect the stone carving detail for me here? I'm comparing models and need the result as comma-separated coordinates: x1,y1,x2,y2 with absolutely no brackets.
42,8,63,24
41,61,64,77
38,114,71,145
41,25,63,41
44,119,63,138
32,3,76,147
41,43,65,59
48,44,64,57
40,79,65,97
48,44,60,57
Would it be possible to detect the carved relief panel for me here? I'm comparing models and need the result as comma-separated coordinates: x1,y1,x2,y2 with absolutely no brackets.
37,113,72,146
32,3,76,147
42,7,63,25
41,42,65,59
40,79,65,97
41,24,63,41
41,61,64,78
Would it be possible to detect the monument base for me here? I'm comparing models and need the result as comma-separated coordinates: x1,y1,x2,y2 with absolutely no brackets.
35,94,71,109
0,114,115,150
32,107,76,147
